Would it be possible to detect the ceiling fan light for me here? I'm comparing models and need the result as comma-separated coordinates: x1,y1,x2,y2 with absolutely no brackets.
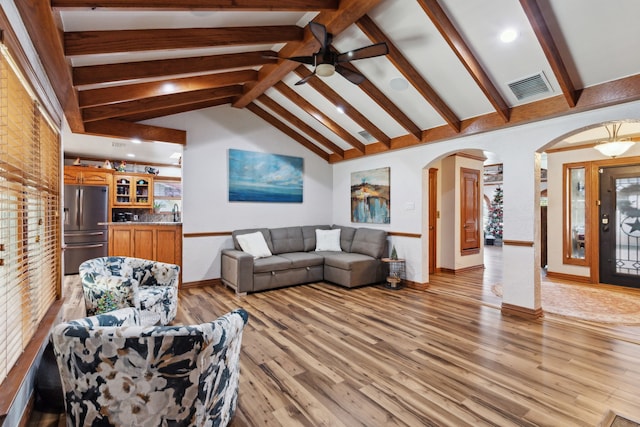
593,140,635,157
316,63,335,77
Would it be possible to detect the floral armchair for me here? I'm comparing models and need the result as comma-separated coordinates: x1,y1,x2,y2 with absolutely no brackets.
79,256,180,325
51,307,249,427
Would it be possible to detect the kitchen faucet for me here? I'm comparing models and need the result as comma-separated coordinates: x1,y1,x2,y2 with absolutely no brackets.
172,203,180,222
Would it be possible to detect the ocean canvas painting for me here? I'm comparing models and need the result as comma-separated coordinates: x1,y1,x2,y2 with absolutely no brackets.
229,149,303,203
351,167,390,224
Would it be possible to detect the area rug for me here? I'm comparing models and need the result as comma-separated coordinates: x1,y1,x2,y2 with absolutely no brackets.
599,410,640,427
491,282,640,325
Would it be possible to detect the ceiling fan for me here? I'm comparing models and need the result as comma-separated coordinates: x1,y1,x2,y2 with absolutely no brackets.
274,21,389,86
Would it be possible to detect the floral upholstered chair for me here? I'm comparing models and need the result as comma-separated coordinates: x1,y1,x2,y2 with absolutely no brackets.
51,307,249,427
79,256,180,325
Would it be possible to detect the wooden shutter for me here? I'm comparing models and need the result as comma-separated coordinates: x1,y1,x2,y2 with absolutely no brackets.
0,47,60,382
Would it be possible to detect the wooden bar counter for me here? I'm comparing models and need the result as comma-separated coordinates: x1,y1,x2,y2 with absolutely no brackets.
106,222,183,285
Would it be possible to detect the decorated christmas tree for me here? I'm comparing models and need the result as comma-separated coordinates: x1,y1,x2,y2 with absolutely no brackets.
485,186,503,240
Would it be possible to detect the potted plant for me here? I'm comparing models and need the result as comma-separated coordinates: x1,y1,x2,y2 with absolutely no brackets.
153,201,162,213
390,245,398,260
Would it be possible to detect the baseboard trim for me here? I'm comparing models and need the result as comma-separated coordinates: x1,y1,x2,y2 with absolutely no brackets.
503,240,534,247
545,271,592,284
439,264,484,274
404,280,429,290
182,277,428,292
501,302,544,320
181,278,221,289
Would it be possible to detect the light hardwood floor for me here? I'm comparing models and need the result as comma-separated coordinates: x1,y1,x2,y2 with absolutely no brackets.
30,247,640,426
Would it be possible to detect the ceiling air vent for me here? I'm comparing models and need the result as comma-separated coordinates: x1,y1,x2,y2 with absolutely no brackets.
508,72,552,100
358,130,376,143
111,141,126,148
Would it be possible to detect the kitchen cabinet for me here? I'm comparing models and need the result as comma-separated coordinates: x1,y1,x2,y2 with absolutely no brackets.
112,173,154,208
64,166,112,185
108,223,183,285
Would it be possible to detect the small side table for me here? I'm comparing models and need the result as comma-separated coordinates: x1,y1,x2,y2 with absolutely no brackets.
381,258,405,290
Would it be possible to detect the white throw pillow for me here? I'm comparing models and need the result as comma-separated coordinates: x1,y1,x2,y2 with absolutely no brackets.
236,231,272,259
315,229,342,252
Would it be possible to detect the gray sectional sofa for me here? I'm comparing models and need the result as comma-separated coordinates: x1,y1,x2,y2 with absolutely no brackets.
220,225,388,295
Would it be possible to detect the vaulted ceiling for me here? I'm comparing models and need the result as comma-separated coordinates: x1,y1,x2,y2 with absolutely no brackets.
16,0,640,163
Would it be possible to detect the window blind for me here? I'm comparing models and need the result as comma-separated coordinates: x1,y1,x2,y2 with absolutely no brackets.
0,46,60,382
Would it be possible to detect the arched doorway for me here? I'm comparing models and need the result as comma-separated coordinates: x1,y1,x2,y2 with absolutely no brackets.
542,120,640,287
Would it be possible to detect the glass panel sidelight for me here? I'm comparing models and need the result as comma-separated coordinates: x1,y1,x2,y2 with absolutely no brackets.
564,163,589,266
614,176,640,277
569,167,586,259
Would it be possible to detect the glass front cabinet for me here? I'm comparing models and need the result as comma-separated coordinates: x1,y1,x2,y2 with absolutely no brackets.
112,173,154,208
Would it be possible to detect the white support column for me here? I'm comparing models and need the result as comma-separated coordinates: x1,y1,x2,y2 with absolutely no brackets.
501,152,542,318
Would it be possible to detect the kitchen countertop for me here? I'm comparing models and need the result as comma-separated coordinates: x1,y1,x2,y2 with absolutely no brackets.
100,222,182,226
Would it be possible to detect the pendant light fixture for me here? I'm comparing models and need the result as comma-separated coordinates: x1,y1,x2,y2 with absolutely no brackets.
593,122,635,158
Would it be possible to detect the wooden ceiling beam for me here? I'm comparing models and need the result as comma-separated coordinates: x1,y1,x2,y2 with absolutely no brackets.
79,70,257,107
233,0,385,108
51,0,339,10
64,26,304,56
84,119,186,144
257,95,344,158
82,85,243,122
247,103,331,162
339,62,423,142
13,0,84,132
293,66,391,148
274,81,365,153
519,0,578,108
331,73,640,162
119,97,236,122
356,14,461,132
73,51,276,86
417,0,510,123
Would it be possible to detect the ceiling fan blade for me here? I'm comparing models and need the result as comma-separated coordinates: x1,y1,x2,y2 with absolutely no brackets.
264,54,315,65
308,21,328,51
286,56,316,65
295,71,316,86
335,65,366,85
336,42,389,63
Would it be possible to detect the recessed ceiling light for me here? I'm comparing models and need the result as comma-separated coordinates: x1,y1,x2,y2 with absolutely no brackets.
500,28,518,43
336,106,345,114
169,152,182,159
126,153,135,158
390,77,408,91
131,138,142,144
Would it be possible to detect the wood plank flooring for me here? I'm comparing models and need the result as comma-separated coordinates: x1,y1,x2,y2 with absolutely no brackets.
179,283,640,426
30,246,640,426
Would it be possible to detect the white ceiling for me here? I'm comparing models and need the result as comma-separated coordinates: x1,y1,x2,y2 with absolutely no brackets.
55,1,640,164
62,122,183,165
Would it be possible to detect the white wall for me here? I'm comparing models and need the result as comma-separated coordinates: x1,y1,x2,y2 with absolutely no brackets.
437,154,486,270
440,156,456,269
331,99,640,290
143,95,640,301
146,106,334,283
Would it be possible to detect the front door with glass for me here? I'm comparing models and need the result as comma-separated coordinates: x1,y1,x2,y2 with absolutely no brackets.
599,165,640,287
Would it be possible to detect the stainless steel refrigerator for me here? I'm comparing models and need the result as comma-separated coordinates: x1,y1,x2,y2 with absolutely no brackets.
64,185,109,275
